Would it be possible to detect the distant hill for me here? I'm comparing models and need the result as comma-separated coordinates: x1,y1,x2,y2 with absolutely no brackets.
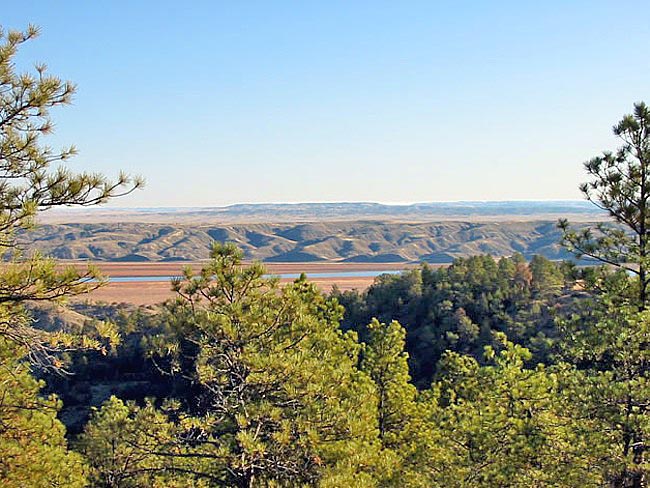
39,201,604,224
22,220,596,263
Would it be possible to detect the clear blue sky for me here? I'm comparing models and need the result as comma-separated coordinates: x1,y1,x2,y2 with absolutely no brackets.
4,1,650,207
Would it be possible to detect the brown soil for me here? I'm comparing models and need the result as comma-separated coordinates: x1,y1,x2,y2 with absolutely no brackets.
74,275,381,306
64,261,425,306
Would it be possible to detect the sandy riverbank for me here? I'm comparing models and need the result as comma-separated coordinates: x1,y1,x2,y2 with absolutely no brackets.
67,261,421,306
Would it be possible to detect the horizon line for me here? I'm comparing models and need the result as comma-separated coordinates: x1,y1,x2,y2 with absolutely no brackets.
47,199,595,211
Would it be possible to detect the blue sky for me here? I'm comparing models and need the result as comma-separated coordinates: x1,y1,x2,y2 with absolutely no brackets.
4,1,650,206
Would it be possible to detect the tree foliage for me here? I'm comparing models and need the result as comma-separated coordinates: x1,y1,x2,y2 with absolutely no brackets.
0,24,140,486
0,24,141,364
0,25,142,239
84,243,384,487
428,336,606,487
79,396,206,488
556,102,650,487
335,254,576,386
0,335,87,487
560,102,650,308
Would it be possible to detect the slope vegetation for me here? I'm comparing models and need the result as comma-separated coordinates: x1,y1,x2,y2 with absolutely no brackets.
23,221,580,263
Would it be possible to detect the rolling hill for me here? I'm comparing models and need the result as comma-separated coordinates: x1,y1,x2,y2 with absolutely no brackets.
23,220,586,263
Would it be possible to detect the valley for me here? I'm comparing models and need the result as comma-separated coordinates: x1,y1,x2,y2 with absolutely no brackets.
68,261,418,305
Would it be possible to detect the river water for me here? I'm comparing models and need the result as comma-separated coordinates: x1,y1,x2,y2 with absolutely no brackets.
97,269,404,283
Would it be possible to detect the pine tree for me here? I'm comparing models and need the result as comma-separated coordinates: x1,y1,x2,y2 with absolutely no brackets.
0,335,87,487
85,243,384,487
361,318,441,487
559,102,650,309
429,335,604,487
362,319,417,446
79,396,205,488
0,24,141,485
0,24,141,362
559,102,650,487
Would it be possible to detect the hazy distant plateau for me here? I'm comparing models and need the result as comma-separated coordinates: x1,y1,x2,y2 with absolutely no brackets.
39,201,604,224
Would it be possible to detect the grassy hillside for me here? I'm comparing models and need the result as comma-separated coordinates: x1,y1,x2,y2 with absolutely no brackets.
22,220,586,263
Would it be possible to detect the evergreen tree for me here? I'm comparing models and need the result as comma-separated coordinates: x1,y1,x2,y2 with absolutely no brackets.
0,24,140,485
362,319,416,446
559,102,650,309
79,396,204,488
559,287,650,486
0,24,140,361
559,102,650,487
429,335,605,487
0,335,87,487
85,243,384,487
361,318,443,487
529,254,564,299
